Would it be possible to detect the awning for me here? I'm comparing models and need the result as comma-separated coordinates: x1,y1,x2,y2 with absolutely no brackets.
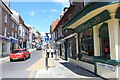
75,10,111,33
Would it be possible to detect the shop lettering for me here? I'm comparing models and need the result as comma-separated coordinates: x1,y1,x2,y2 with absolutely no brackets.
98,63,116,71
77,16,101,32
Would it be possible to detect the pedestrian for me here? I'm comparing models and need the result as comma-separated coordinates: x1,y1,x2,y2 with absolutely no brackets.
50,48,54,58
55,47,59,60
46,47,50,58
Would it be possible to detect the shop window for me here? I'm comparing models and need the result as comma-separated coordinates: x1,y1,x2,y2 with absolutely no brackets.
67,42,72,58
99,23,110,59
80,28,94,56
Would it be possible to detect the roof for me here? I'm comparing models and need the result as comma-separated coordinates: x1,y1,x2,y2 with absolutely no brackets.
50,19,59,33
1,2,12,14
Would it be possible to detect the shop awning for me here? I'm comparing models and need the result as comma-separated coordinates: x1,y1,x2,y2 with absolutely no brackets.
75,10,111,33
62,2,113,30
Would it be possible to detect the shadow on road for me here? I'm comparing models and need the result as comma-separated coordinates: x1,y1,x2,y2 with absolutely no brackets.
60,62,97,77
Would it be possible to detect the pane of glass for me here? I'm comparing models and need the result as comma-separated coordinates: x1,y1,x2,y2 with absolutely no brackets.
12,50,21,53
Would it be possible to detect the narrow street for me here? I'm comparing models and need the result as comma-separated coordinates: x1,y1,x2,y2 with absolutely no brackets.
1,50,102,79
2,50,43,78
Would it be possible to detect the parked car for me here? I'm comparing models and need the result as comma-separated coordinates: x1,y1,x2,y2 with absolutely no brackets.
36,44,42,50
9,49,30,62
36,46,42,50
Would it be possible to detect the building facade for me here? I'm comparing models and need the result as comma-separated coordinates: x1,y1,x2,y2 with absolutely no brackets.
0,1,12,57
50,19,59,49
62,1,120,79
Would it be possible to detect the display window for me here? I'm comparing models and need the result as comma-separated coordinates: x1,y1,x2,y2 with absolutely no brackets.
80,28,94,56
99,23,110,59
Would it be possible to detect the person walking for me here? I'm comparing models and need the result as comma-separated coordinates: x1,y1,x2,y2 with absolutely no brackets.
55,47,59,60
46,47,50,58
51,48,54,58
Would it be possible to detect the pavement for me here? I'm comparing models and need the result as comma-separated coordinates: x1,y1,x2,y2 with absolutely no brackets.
35,52,102,79
0,48,36,62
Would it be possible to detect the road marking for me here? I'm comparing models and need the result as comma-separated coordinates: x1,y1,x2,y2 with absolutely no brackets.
28,71,35,79
35,70,40,78
0,59,9,62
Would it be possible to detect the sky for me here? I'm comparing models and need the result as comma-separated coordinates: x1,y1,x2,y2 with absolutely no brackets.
9,1,69,35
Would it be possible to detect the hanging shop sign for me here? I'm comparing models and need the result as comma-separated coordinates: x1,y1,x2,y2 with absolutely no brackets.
75,10,111,33
97,62,116,71
115,7,120,19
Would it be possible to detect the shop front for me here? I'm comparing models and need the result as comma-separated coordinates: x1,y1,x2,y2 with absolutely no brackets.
61,33,77,61
0,36,10,57
63,2,120,79
10,37,18,51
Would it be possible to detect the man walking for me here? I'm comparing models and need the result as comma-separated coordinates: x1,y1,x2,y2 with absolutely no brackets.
46,47,50,58
51,48,54,58
55,47,59,60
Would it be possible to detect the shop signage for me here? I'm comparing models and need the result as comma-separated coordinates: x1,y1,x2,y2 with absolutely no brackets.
10,38,18,43
0,37,10,42
75,10,111,33
44,36,49,42
97,63,116,71
115,7,120,19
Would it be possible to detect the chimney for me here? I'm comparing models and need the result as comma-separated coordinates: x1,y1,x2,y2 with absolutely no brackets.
6,0,10,7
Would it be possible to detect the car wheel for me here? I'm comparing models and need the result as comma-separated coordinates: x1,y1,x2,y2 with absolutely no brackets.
28,54,30,58
10,59,14,62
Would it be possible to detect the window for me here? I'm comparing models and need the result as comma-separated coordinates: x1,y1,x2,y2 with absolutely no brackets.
15,25,18,31
99,23,110,59
19,30,21,34
12,22,14,28
12,31,14,37
84,0,90,6
15,33,17,38
4,27,7,37
4,13,7,23
23,49,28,52
12,50,21,53
80,28,94,56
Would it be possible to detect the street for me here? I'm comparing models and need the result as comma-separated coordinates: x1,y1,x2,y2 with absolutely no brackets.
2,50,43,78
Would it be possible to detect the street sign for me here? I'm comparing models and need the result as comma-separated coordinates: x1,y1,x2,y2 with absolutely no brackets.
44,36,49,42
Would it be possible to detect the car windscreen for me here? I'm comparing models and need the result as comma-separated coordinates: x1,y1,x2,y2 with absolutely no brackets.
12,50,21,53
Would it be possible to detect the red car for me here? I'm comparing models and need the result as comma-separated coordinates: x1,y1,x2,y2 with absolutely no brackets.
9,49,30,62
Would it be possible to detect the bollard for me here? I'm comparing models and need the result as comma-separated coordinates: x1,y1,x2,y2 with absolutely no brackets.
46,57,48,70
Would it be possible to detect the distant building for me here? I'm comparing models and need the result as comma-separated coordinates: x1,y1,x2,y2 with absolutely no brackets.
50,19,59,49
